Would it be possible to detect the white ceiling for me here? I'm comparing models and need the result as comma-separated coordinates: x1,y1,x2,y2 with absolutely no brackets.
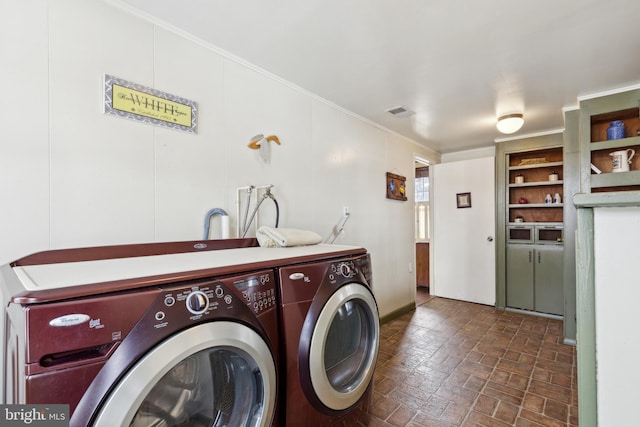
114,0,640,153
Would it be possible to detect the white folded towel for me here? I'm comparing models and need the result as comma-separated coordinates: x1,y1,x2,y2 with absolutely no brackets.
256,226,322,248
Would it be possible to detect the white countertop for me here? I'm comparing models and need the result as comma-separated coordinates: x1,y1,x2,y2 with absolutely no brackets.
12,244,362,292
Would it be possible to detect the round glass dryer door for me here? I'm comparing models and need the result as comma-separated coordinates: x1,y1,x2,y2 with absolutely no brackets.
309,283,380,410
93,322,276,427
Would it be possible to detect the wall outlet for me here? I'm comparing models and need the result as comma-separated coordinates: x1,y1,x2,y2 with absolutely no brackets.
408,262,413,273
343,206,350,216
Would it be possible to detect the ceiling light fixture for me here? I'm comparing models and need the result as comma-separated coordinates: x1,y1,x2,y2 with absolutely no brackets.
496,113,524,134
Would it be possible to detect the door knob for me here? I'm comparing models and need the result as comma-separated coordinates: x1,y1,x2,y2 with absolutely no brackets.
487,236,494,242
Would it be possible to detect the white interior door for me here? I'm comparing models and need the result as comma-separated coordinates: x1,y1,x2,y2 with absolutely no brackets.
431,157,495,305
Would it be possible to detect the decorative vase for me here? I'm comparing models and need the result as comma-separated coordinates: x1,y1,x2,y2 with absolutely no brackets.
607,120,626,140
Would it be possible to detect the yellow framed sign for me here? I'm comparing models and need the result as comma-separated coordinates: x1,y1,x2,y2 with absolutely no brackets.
103,74,197,133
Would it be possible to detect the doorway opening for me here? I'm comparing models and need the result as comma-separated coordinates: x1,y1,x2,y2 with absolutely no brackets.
414,157,430,306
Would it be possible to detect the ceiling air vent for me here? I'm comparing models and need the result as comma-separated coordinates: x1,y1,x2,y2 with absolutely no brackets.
386,106,414,118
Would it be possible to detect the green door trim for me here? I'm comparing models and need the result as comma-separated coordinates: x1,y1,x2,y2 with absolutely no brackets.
574,190,640,427
575,206,596,427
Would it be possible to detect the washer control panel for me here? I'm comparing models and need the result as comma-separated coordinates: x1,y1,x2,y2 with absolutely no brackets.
171,286,218,320
148,270,277,331
234,273,276,315
185,290,210,315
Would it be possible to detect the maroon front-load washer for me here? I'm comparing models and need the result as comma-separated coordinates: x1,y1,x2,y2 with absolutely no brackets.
0,239,285,427
276,250,380,426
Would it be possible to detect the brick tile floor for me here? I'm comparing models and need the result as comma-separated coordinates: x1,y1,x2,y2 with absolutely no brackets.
366,291,578,426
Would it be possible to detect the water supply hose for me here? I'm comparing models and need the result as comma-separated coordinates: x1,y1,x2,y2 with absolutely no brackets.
241,186,254,235
241,187,279,237
273,197,280,228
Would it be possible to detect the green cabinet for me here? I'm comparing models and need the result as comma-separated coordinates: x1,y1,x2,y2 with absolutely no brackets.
506,244,564,316
506,245,534,310
534,245,564,315
579,88,640,193
496,134,567,320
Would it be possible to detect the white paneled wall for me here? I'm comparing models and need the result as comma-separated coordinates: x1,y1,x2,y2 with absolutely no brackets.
0,0,437,317
154,28,227,241
49,0,156,248
0,0,50,259
593,207,640,426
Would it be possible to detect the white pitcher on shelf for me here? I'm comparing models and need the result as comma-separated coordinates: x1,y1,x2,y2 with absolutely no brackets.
609,148,635,172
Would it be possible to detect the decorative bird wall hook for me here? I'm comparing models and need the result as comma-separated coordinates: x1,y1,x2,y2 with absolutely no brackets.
248,134,281,163
248,134,281,149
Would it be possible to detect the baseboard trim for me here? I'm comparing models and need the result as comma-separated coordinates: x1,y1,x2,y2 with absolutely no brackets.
379,302,415,325
505,307,563,321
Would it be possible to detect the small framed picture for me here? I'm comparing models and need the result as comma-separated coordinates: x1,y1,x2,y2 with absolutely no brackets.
456,192,471,208
385,172,407,201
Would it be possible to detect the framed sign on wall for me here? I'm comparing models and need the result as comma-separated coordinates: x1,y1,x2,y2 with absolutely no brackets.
103,74,198,134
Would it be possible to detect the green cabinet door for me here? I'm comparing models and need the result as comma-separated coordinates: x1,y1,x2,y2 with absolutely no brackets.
534,245,564,315
506,244,534,310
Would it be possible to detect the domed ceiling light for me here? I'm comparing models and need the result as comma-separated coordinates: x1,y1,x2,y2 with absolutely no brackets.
496,113,524,134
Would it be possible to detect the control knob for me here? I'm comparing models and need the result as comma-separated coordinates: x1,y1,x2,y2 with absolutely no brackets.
338,262,355,278
186,291,209,315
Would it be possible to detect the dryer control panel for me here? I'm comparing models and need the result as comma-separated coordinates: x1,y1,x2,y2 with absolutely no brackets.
333,261,357,278
278,253,372,305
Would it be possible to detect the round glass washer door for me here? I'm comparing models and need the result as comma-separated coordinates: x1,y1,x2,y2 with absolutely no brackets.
93,321,276,427
309,283,380,411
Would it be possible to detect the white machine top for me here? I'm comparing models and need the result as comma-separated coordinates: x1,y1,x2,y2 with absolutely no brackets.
12,244,362,292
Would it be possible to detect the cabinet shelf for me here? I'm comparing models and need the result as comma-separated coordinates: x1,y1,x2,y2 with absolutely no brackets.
509,161,563,171
590,135,640,151
581,91,640,193
508,203,563,209
507,145,564,224
590,107,640,143
509,180,563,188
508,221,562,226
591,170,640,188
